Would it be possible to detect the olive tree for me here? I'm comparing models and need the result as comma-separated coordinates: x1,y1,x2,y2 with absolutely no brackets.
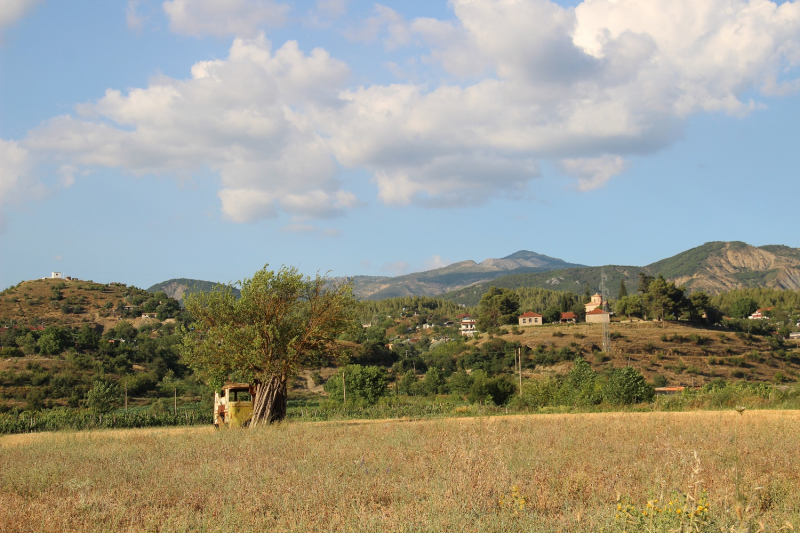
182,265,357,426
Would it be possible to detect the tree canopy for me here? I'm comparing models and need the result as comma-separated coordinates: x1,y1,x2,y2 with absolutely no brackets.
182,265,358,425
477,287,520,331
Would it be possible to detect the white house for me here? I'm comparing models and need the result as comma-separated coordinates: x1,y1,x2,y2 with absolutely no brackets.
459,316,477,337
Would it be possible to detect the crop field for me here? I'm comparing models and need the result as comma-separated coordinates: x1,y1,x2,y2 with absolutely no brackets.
1,410,799,532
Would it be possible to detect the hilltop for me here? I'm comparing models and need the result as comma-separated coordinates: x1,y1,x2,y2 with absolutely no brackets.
351,250,584,299
0,278,181,330
142,242,800,304
648,241,800,292
147,278,240,304
441,242,800,305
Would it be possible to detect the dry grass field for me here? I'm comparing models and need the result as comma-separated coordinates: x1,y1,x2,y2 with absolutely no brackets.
2,410,799,532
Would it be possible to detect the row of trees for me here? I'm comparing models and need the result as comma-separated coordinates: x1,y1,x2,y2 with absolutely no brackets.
319,358,653,409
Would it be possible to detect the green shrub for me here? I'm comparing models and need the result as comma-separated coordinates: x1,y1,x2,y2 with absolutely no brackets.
602,367,655,404
0,347,23,358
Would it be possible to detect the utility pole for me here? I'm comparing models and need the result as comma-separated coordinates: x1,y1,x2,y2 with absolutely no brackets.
174,388,177,416
342,368,347,406
517,347,523,396
124,379,128,412
601,268,611,355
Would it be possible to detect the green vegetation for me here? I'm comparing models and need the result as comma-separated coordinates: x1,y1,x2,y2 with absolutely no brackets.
182,265,358,425
646,241,729,279
2,265,800,436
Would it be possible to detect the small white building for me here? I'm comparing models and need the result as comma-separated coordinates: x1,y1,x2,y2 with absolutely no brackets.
48,272,64,279
460,316,477,337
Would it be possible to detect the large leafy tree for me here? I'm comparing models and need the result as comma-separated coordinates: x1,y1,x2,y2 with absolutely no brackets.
477,287,520,330
182,265,357,425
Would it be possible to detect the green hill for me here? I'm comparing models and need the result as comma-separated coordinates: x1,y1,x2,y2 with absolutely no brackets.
147,278,240,303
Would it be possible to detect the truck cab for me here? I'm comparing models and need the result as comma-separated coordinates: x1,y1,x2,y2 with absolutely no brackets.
214,383,254,428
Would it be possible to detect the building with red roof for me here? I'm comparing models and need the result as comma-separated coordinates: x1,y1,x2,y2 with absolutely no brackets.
518,311,543,326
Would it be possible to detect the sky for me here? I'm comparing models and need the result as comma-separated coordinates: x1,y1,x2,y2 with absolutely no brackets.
1,0,799,290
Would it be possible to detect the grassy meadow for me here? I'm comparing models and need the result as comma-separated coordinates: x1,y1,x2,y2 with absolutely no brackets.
2,410,799,532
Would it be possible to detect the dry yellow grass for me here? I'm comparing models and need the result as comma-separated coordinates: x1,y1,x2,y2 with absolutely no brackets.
1,411,799,532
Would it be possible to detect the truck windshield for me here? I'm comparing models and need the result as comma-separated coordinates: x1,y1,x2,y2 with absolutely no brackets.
230,389,252,402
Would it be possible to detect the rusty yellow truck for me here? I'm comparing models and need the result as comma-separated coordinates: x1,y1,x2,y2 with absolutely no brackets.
214,383,254,428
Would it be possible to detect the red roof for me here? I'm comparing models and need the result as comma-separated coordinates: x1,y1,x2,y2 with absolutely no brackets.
455,314,471,319
560,312,577,319
519,312,542,318
586,308,609,315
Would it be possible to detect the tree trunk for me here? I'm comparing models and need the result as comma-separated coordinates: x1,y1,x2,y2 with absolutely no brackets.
250,375,288,426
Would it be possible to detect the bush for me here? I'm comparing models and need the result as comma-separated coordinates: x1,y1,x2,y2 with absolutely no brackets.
513,375,560,409
0,347,23,358
86,380,121,414
602,367,654,405
324,365,389,405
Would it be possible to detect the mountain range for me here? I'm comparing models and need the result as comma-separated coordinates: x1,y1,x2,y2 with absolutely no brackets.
148,241,800,303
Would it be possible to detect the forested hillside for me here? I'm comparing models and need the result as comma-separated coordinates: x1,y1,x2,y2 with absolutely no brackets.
147,278,241,303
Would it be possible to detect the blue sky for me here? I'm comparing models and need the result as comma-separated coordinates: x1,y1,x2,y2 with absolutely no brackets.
1,0,799,290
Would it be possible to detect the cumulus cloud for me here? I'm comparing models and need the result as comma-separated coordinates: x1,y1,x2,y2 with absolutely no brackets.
5,0,800,225
560,155,629,191
126,0,146,32
163,0,289,37
324,0,800,193
0,139,46,232
23,34,352,223
0,0,39,38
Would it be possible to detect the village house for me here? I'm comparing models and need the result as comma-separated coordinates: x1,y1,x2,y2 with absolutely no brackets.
585,293,603,313
560,312,577,324
748,308,771,320
518,311,542,326
585,308,611,323
459,315,477,337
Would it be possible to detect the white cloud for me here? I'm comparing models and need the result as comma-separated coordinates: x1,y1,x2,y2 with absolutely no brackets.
0,0,38,37
163,0,289,38
424,255,451,270
23,34,353,223
323,0,800,196
5,0,800,225
57,164,78,188
381,260,410,276
0,139,46,232
560,155,629,191
126,0,146,32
